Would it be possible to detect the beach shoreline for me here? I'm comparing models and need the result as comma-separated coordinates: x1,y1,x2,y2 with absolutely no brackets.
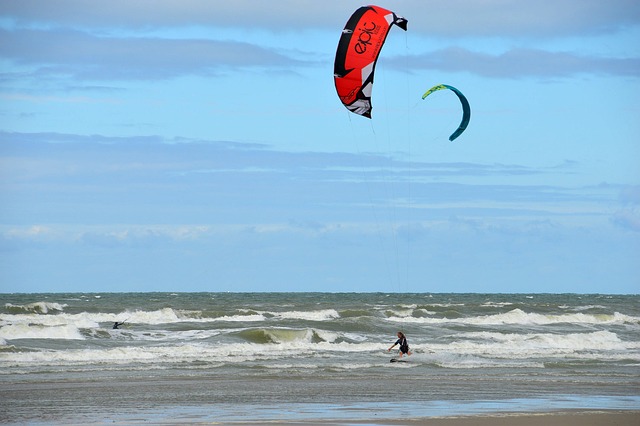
98,409,640,425
2,293,638,425
323,411,640,426
258,410,640,426
76,400,640,425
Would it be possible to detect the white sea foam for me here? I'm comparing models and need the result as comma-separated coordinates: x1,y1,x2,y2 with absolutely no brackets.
1,293,638,377
387,308,640,326
120,308,268,324
47,338,373,368
262,363,320,370
0,323,85,340
123,307,184,324
339,362,380,369
389,308,414,318
418,330,640,362
481,302,514,307
433,353,546,369
5,301,67,314
213,313,266,322
104,328,222,342
559,304,607,311
2,312,102,329
270,309,340,321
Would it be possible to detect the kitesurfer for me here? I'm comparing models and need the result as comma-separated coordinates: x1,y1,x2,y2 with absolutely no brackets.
112,321,125,329
388,331,412,357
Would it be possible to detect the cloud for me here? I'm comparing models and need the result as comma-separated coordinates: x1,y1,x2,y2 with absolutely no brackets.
402,47,640,79
404,0,640,38
0,131,552,188
1,0,638,38
2,2,638,84
0,225,60,251
611,186,640,232
0,29,309,81
77,225,215,247
0,224,219,250
3,31,636,86
619,185,640,204
611,209,640,232
2,131,636,293
2,225,55,240
0,131,623,230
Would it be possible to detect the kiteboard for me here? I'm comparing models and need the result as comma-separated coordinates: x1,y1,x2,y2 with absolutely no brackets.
390,358,408,363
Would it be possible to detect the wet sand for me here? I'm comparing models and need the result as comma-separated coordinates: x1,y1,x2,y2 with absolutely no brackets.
3,375,639,424
83,407,639,425
371,411,639,425
219,411,639,425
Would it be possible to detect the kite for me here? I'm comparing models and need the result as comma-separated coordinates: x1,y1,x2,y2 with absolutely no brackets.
422,84,471,141
334,5,408,118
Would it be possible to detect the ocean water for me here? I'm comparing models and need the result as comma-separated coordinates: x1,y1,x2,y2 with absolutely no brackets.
1,292,639,424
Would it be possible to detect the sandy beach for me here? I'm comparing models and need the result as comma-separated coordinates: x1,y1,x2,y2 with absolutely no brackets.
2,293,638,425
360,411,639,425
415,411,640,426
82,410,640,425
219,411,639,426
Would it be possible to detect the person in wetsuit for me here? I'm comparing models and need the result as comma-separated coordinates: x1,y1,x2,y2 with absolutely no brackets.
112,321,125,329
388,331,412,357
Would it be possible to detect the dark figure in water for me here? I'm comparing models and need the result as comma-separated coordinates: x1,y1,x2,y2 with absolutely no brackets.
388,331,412,358
113,321,125,329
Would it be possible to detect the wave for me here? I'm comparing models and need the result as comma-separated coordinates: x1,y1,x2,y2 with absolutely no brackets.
1,328,636,373
338,309,375,318
82,327,223,342
232,327,356,345
8,305,636,332
234,328,337,344
465,330,635,350
0,338,384,372
0,307,345,333
388,308,640,326
119,308,267,324
0,308,266,330
4,302,67,314
432,354,546,369
267,309,340,322
418,330,640,362
103,308,340,325
0,323,85,340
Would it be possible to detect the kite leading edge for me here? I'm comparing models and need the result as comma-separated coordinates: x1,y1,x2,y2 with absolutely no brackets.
422,84,471,141
333,5,408,118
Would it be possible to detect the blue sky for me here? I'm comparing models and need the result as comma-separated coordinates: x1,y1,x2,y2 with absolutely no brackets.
1,0,638,293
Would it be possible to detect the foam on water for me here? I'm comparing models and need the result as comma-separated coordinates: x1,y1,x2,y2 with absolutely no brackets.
0,322,85,340
269,309,340,321
1,293,639,377
387,308,640,326
4,301,67,314
2,293,639,426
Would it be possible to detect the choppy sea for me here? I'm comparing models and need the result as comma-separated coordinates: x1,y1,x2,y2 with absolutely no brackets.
1,292,639,424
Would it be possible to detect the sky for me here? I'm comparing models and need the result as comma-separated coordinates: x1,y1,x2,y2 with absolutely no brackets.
0,0,638,294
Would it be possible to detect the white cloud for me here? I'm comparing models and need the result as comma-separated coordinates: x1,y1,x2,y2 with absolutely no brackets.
0,29,309,81
402,47,640,79
620,185,640,204
2,0,638,37
612,209,640,232
2,2,638,85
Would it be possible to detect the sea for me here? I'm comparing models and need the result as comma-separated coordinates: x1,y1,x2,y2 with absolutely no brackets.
1,292,639,424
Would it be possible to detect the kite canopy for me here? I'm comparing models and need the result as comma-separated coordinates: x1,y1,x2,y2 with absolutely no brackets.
334,5,408,118
422,84,471,141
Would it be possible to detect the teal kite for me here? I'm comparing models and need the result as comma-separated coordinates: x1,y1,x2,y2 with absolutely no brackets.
422,84,470,141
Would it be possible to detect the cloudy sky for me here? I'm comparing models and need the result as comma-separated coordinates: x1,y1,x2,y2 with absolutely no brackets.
1,0,638,293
